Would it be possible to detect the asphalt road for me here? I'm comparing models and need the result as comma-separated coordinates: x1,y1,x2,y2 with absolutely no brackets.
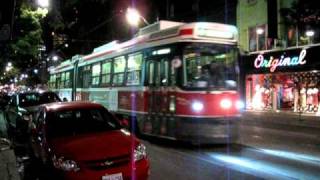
2,110,320,180
144,119,320,180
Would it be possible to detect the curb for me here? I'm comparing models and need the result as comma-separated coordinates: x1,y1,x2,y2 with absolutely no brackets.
241,111,320,129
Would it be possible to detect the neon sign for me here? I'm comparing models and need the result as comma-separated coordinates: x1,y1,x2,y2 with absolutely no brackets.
254,49,307,72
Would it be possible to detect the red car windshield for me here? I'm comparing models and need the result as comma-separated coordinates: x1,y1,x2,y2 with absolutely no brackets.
46,108,121,138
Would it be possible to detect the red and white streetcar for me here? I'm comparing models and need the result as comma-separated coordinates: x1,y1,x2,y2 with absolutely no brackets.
49,21,243,144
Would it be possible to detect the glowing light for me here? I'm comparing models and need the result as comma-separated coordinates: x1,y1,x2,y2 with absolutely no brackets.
251,85,264,110
209,153,318,179
126,8,141,27
259,148,320,166
52,56,59,61
121,129,131,136
192,101,204,112
236,100,245,110
220,99,232,109
37,0,49,8
305,30,315,37
152,48,171,55
196,28,234,39
254,50,307,72
256,28,264,35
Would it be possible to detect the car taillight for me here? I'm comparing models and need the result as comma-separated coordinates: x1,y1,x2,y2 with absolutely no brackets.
220,99,232,109
52,155,80,172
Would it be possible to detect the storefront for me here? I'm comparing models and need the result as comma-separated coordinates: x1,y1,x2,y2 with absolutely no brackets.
241,45,320,115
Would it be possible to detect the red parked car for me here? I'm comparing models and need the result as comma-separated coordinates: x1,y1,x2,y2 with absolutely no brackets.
30,102,149,180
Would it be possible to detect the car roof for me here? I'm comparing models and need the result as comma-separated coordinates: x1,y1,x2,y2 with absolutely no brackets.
44,101,104,112
14,91,56,96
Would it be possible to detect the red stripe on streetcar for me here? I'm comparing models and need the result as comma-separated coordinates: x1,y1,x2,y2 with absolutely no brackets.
179,28,193,36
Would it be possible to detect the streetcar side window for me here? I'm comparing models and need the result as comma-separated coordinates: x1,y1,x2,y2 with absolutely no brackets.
155,62,161,86
56,73,61,89
161,59,169,86
82,65,91,88
101,60,112,86
91,63,101,86
49,74,56,89
65,71,71,88
148,61,155,85
127,53,142,86
113,56,126,86
60,71,71,88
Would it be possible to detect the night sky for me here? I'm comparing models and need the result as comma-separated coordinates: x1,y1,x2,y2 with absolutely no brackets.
1,0,237,58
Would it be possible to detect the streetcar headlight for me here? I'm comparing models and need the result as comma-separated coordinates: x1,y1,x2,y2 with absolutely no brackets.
236,100,245,110
220,99,232,109
192,101,204,112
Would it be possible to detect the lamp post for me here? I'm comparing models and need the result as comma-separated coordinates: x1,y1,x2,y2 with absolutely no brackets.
126,7,149,27
37,0,49,9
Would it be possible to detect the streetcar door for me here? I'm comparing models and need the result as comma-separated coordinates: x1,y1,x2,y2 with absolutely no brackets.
146,58,170,135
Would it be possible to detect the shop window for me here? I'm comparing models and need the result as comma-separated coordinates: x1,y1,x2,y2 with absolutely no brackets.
91,63,101,86
246,72,320,114
249,25,267,52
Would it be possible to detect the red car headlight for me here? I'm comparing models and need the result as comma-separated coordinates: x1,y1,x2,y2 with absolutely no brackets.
52,155,80,172
134,143,147,162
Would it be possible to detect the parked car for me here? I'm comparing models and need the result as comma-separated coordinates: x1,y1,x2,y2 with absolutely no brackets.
0,92,10,110
30,101,149,180
4,91,61,143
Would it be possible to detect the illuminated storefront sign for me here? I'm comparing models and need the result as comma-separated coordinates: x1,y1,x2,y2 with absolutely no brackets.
254,49,307,72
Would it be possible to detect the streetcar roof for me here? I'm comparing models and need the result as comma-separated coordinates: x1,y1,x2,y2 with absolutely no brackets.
50,21,238,73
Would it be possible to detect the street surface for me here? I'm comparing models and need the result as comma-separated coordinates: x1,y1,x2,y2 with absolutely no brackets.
1,110,320,180
146,116,320,180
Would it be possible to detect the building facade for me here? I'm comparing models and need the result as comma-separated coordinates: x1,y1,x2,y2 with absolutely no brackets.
237,0,320,115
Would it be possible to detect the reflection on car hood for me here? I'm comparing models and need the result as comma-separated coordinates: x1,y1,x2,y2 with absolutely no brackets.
22,106,40,113
49,130,137,162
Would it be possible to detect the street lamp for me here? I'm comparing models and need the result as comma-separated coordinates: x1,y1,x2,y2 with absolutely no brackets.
306,30,315,37
5,62,13,72
52,55,59,61
256,28,264,35
306,30,315,44
37,0,49,8
126,7,149,27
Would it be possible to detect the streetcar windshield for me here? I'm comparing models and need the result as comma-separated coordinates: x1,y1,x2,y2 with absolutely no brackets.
183,43,238,90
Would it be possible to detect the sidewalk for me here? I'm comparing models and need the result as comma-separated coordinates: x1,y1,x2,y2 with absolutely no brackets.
1,111,20,180
0,148,20,180
242,110,320,129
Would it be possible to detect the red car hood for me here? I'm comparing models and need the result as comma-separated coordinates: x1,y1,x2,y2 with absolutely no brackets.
49,129,138,162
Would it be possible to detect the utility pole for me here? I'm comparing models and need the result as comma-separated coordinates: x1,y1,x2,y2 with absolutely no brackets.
10,0,16,41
